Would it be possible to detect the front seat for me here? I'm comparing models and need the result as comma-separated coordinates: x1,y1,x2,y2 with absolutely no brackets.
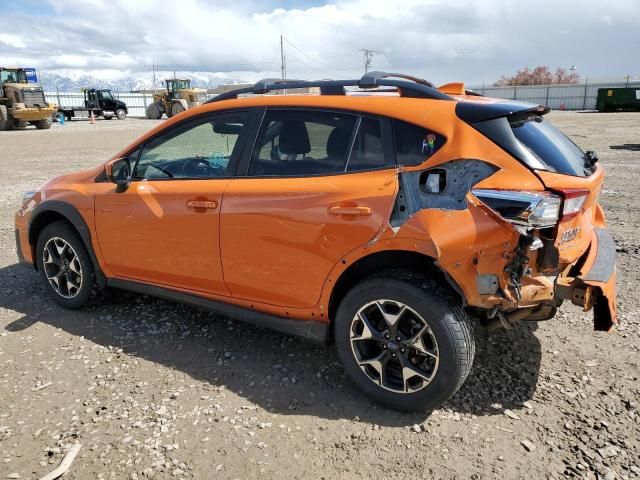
278,121,311,161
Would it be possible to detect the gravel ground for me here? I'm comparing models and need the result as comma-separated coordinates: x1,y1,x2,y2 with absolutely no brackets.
1,113,639,480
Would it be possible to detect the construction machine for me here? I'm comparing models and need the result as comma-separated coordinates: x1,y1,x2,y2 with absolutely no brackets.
145,78,206,119
0,67,57,130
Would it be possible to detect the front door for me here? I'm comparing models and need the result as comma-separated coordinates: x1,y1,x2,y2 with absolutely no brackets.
95,111,250,295
220,108,398,308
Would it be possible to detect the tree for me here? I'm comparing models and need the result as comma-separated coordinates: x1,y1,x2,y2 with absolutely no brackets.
494,66,579,86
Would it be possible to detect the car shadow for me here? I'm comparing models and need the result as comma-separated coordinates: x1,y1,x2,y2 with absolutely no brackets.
610,144,640,151
1,262,541,426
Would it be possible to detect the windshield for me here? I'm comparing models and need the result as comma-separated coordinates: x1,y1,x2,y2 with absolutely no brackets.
1,70,27,84
168,80,190,91
511,116,593,177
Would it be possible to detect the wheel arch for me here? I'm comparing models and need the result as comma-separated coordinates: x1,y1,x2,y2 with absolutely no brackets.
28,201,106,287
327,250,464,335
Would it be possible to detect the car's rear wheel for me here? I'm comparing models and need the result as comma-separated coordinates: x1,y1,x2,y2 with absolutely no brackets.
36,221,98,309
335,272,475,412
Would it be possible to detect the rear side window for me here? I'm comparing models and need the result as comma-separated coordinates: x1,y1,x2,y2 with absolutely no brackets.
511,117,590,177
347,118,393,171
393,120,445,166
249,110,357,177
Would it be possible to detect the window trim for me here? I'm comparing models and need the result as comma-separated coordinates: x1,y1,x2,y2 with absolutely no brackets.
239,106,397,179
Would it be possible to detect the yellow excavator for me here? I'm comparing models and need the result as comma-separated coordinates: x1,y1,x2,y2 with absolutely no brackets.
145,78,207,119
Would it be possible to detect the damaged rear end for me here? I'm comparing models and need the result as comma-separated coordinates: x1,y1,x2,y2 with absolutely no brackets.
392,97,616,331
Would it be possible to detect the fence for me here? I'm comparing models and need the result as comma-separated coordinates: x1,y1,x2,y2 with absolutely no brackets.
468,81,640,110
46,81,640,115
44,91,175,117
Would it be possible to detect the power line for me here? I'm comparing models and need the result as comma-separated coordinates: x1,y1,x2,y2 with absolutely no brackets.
283,36,342,71
259,41,282,78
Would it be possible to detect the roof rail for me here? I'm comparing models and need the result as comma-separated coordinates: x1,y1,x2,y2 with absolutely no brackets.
358,71,436,89
205,71,453,104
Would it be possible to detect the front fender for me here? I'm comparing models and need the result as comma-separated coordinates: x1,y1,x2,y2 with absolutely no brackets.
28,200,106,287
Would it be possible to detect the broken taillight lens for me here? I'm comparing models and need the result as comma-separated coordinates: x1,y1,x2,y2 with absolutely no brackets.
471,189,561,228
557,189,590,220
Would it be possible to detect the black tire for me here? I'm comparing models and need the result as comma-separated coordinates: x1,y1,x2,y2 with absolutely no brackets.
115,108,127,120
54,112,66,123
334,271,475,412
34,118,52,130
0,104,14,130
171,102,185,117
36,221,99,309
145,102,162,120
15,120,28,129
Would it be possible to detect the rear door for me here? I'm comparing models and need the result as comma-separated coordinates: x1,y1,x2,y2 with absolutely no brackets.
220,108,398,309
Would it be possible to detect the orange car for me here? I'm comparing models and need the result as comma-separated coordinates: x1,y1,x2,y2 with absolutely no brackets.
15,72,616,412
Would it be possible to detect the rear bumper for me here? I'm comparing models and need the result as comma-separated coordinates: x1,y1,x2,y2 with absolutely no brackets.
557,228,617,331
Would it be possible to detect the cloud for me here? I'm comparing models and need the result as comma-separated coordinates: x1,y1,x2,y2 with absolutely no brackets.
0,33,26,49
0,0,638,86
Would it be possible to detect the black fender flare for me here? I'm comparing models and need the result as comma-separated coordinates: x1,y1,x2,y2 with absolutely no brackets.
28,200,106,287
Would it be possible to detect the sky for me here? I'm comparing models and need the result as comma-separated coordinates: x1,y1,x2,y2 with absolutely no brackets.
0,0,638,87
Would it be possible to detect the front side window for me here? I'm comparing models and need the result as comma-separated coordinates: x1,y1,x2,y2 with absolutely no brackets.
99,90,114,101
249,110,357,177
134,112,247,180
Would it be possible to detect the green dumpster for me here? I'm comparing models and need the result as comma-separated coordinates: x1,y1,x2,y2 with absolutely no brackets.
596,87,640,112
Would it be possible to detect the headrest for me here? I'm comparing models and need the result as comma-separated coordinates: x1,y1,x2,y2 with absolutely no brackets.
326,127,351,158
278,121,310,155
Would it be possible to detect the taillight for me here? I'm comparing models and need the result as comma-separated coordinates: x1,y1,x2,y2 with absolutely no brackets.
471,189,561,228
557,189,590,220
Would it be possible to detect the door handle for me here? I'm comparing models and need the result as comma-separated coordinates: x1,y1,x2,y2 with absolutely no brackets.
187,199,218,210
328,205,371,216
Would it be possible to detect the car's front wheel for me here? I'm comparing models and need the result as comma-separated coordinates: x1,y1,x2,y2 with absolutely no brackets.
36,221,98,309
335,272,475,412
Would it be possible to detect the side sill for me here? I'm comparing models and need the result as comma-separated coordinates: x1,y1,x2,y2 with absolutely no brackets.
107,279,329,345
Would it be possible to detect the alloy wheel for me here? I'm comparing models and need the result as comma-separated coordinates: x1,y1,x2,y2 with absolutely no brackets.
350,299,439,393
42,237,83,299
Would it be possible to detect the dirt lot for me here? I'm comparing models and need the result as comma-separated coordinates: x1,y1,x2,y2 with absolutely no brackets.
1,113,639,480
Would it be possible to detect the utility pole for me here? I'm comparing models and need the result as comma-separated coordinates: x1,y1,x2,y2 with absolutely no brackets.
280,35,286,80
280,34,286,94
360,49,378,74
152,63,156,90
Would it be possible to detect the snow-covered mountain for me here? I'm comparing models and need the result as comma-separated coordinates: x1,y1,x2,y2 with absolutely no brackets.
39,72,256,92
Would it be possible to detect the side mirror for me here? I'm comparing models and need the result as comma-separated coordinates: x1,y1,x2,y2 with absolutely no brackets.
105,157,131,191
